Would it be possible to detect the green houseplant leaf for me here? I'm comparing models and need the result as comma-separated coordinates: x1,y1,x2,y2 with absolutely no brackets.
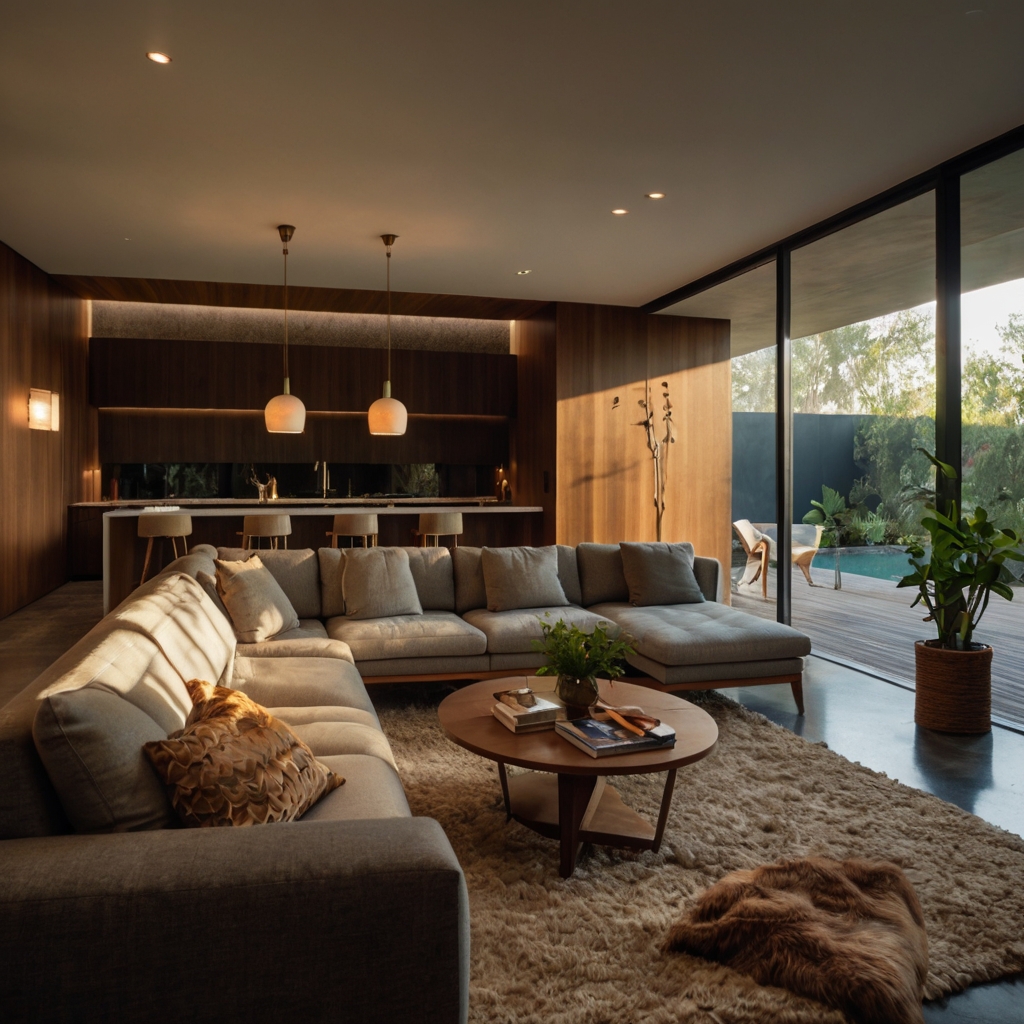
531,617,636,681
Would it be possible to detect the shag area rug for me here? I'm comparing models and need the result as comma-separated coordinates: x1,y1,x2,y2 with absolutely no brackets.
378,691,1024,1024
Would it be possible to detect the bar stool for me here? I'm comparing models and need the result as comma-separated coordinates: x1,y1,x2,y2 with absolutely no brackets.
417,512,463,548
327,513,379,548
240,514,292,550
138,512,192,584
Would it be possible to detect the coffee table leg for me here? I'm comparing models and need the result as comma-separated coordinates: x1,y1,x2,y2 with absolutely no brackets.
557,773,597,878
497,762,511,821
652,769,678,852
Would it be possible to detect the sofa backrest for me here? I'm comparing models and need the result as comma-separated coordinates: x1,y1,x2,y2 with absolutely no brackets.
452,545,582,613
0,573,235,840
577,542,721,607
216,547,322,618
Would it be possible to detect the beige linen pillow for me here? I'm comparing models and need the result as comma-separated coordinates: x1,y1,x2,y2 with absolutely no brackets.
144,679,343,827
196,570,231,622
618,542,705,606
342,547,423,619
215,555,300,643
481,546,569,612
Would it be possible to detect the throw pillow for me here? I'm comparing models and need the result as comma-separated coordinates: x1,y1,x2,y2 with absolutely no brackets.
452,546,487,614
576,543,630,606
318,547,346,617
666,856,928,1024
480,546,569,612
342,547,423,619
196,570,231,622
215,555,300,643
619,542,704,606
215,548,322,619
143,679,344,827
400,546,456,611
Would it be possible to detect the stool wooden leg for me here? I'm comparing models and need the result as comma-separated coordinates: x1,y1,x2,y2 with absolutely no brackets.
171,537,179,559
140,537,155,585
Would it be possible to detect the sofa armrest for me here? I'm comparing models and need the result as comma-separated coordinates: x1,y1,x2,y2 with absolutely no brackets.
0,817,468,1024
236,637,355,663
693,556,723,603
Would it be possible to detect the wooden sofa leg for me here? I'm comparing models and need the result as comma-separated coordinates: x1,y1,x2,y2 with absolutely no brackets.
790,678,805,715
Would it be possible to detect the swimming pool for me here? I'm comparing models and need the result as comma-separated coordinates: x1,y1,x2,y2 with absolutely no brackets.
811,546,917,581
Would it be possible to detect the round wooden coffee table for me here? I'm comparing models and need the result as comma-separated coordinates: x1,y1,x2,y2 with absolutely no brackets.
438,677,718,877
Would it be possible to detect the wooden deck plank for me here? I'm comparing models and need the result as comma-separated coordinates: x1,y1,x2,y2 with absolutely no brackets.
732,564,1024,728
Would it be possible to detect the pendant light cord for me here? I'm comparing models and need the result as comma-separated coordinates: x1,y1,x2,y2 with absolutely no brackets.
283,242,289,385
386,242,392,382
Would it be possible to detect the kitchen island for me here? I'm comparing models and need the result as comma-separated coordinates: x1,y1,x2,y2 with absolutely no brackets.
84,499,544,613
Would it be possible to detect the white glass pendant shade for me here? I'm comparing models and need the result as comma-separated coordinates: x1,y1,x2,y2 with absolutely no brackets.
368,380,407,436
265,379,306,433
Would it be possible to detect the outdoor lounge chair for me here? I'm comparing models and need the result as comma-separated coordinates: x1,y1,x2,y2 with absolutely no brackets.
733,520,824,597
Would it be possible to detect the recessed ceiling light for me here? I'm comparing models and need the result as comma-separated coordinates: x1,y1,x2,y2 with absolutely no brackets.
517,269,531,275
646,192,666,200
146,51,172,63
611,209,628,216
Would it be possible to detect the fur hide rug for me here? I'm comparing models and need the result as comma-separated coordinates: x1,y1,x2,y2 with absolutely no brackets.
666,856,929,1024
376,689,1024,1024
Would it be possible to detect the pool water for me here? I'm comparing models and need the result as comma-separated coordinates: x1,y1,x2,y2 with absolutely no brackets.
811,546,917,582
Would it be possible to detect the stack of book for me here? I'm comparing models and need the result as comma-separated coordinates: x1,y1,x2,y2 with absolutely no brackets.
491,687,567,733
555,717,676,758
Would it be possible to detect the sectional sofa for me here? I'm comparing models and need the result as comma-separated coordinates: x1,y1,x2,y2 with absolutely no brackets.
169,540,811,711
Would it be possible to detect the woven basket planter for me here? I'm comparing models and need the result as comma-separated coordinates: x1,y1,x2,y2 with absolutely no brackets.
914,640,992,734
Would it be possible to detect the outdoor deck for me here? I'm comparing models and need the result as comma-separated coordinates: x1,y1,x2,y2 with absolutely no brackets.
732,564,1024,729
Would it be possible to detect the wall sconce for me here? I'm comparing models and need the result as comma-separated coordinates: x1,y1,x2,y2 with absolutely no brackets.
28,389,60,431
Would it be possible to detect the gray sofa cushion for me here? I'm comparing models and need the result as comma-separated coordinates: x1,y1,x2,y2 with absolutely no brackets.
326,612,487,662
216,548,322,618
488,652,547,671
481,546,568,612
589,601,812,667
299,754,411,821
452,546,487,614
556,545,583,607
287,721,397,770
619,541,704,605
400,546,456,611
627,651,806,685
462,606,611,655
231,656,378,723
318,547,346,617
577,543,630,606
357,655,491,678
215,555,301,643
344,548,423,619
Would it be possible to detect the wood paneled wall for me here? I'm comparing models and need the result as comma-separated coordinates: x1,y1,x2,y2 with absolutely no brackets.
0,241,95,619
554,303,732,585
92,338,516,467
510,308,557,545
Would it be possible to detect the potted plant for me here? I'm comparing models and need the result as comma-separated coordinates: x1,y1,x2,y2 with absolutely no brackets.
532,618,636,713
897,450,1024,733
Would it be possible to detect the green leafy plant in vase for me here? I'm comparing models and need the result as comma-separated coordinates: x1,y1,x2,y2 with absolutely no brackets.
897,449,1024,733
532,618,636,713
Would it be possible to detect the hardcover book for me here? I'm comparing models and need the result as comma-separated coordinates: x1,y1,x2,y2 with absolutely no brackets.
555,717,676,757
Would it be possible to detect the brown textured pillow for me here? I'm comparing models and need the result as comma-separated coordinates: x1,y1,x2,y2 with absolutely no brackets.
215,554,300,642
143,679,343,827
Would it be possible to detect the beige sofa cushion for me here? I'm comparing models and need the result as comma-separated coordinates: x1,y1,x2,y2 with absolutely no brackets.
462,606,611,655
300,754,411,821
577,543,630,606
232,656,378,722
143,680,343,828
216,547,322,618
400,546,456,611
196,570,231,621
215,555,300,643
481,546,568,612
343,547,423,619
327,611,487,662
619,541,704,605
588,601,812,667
318,547,346,617
453,546,487,614
32,627,192,833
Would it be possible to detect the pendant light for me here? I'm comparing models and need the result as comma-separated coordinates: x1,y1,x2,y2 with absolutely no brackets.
264,224,306,433
368,233,408,436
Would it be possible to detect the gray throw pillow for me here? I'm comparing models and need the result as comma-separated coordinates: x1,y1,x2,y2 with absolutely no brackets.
343,547,423,619
400,547,456,611
215,548,322,618
481,546,569,612
453,546,487,614
215,555,301,643
618,542,705,606
577,543,630,606
318,547,346,617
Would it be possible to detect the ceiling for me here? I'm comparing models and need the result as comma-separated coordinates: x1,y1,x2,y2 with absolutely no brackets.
2,1,1024,308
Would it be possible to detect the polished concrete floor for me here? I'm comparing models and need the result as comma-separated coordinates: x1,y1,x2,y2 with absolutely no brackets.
1,584,1022,1021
